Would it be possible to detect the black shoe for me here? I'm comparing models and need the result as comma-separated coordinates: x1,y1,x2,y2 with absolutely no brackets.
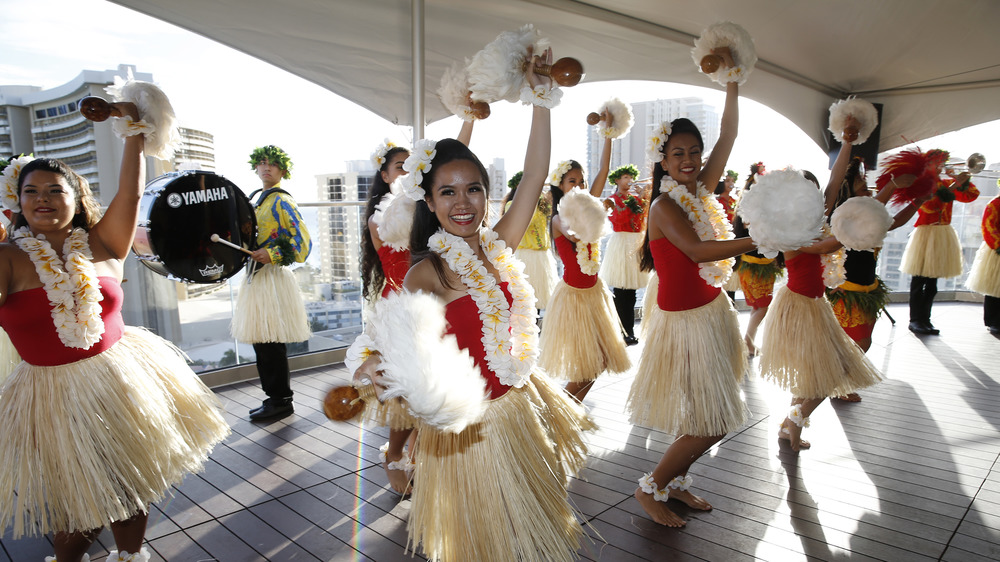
624,335,639,346
988,326,1000,336
908,321,939,335
923,321,940,335
249,398,294,421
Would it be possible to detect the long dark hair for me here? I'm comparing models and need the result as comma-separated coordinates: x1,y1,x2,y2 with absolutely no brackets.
639,118,703,272
14,158,101,230
360,146,409,301
827,156,865,221
409,139,491,289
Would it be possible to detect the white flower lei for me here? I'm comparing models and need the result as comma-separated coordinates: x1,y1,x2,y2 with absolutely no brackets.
429,228,539,388
820,224,847,289
12,227,105,349
401,138,437,201
548,160,573,186
519,84,562,108
1,154,34,212
662,178,735,287
575,241,601,276
646,121,673,164
371,139,400,168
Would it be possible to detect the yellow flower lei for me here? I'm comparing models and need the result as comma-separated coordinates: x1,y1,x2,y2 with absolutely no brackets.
662,178,735,287
429,228,538,388
13,227,105,349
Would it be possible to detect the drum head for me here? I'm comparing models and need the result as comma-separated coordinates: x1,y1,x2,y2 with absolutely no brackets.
133,171,257,283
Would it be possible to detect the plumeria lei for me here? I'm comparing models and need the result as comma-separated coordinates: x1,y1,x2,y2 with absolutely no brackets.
576,241,601,276
1,154,35,212
646,121,673,164
548,160,573,186
820,225,847,289
401,138,438,201
13,227,105,349
371,139,400,169
662,178,735,287
429,228,539,388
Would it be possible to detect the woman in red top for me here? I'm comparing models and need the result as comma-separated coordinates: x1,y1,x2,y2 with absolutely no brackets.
349,52,593,561
540,117,630,402
601,163,649,345
0,102,228,561
628,47,756,527
967,191,1000,333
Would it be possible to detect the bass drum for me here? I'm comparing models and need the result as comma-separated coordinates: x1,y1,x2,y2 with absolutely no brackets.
133,170,257,283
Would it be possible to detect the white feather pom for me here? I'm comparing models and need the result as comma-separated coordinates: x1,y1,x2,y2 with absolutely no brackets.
105,70,180,160
371,292,489,433
828,97,879,146
691,22,757,86
373,182,415,251
598,98,634,139
467,24,549,103
437,60,476,122
830,197,893,251
736,168,825,258
558,187,609,244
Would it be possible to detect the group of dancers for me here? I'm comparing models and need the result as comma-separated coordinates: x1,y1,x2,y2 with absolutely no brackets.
0,30,996,562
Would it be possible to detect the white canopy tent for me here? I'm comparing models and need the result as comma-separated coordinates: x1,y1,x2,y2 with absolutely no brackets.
110,0,1000,153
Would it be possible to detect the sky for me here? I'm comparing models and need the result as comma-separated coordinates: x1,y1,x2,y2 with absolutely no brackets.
2,0,998,204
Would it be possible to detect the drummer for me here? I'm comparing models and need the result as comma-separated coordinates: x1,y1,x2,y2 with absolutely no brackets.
232,145,312,421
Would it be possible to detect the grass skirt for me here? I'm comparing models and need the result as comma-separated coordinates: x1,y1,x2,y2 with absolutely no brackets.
516,248,558,309
639,272,658,337
900,224,963,278
0,328,19,386
600,232,649,289
0,328,229,538
627,292,750,436
408,373,594,562
232,264,311,343
539,279,630,382
759,286,882,399
967,242,1000,297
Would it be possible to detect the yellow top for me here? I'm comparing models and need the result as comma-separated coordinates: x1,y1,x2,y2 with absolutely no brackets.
505,200,550,251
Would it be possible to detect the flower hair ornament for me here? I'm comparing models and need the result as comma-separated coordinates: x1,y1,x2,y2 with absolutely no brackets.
401,138,438,201
1,154,35,212
371,138,402,168
646,121,673,165
548,160,573,186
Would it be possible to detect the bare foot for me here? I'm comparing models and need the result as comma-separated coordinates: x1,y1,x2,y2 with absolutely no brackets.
833,393,861,402
382,454,413,495
744,334,757,357
778,419,811,451
634,488,686,527
669,488,712,511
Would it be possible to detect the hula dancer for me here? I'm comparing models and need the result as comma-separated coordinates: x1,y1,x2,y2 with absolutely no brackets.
967,190,1000,334
501,171,557,311
601,163,649,345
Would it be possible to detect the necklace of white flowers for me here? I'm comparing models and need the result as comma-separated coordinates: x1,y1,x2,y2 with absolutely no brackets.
575,240,601,276
662,178,735,287
820,223,847,288
12,227,105,349
429,228,539,388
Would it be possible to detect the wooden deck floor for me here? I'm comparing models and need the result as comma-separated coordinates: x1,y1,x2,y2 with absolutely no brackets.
3,301,999,561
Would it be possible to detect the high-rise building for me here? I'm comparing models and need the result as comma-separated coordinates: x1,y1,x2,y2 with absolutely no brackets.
174,126,216,171
0,64,223,342
585,97,720,196
315,161,371,284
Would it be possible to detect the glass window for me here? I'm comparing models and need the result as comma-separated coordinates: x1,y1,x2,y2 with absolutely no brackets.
47,107,58,117
35,109,46,119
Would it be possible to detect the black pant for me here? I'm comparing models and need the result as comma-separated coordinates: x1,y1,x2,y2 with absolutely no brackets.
909,275,939,324
253,342,292,401
612,288,637,338
985,295,1000,328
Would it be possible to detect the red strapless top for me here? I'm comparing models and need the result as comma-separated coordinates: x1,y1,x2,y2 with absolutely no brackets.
0,276,126,366
650,237,720,311
554,235,597,289
785,252,825,298
378,246,410,298
444,282,514,400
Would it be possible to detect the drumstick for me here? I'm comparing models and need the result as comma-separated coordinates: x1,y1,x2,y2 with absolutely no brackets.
210,234,253,256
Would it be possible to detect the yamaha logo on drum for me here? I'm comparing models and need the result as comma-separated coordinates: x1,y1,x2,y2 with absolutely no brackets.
173,188,232,207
